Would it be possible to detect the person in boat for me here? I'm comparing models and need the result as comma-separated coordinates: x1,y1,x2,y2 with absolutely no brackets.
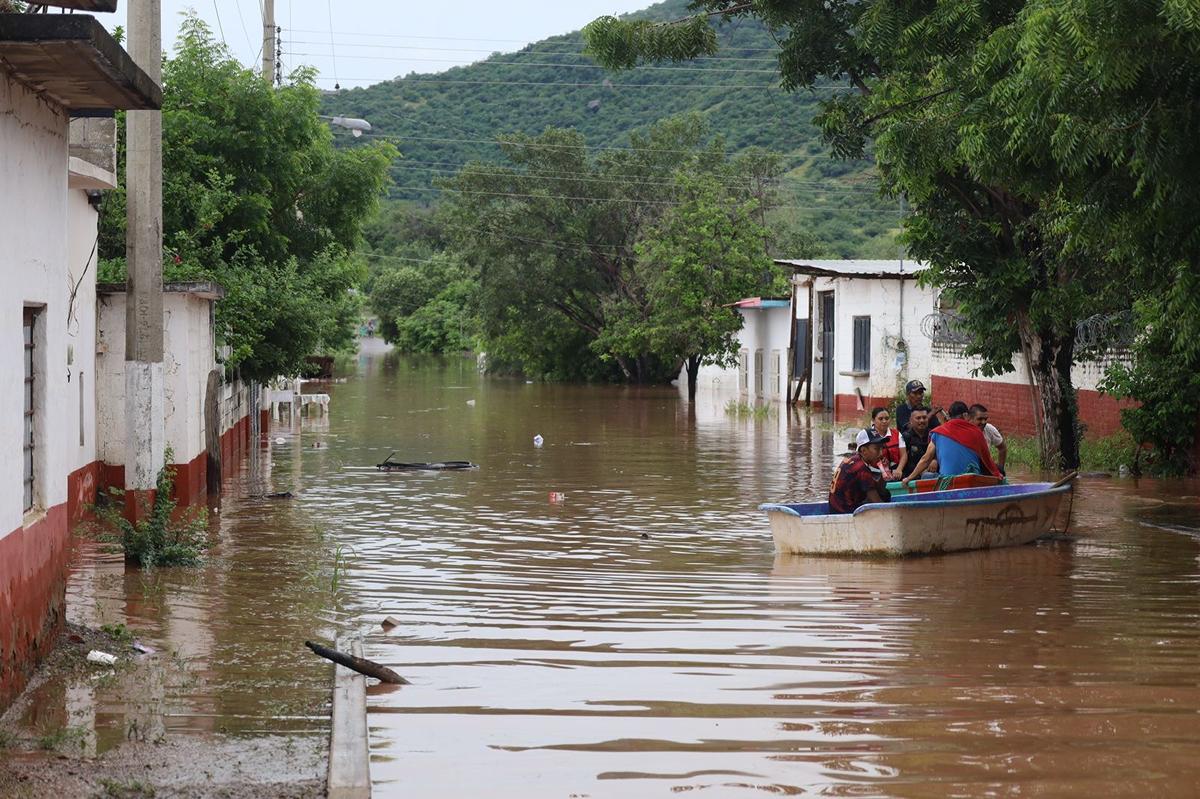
894,380,947,433
829,430,892,514
969,403,1008,475
855,407,906,480
900,407,938,480
899,401,1002,487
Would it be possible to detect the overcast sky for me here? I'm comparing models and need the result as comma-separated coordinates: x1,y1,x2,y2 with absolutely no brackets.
103,1,654,89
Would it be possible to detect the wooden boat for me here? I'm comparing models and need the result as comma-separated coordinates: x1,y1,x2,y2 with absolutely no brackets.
886,473,1004,496
760,481,1073,557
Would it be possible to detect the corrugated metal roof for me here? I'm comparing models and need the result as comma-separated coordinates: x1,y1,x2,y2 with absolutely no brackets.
776,259,927,280
726,297,791,309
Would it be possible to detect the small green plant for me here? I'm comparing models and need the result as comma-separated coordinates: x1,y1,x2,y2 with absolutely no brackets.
93,449,208,568
724,399,775,419
98,778,156,799
0,728,18,749
100,622,133,644
1004,430,1138,474
35,724,87,752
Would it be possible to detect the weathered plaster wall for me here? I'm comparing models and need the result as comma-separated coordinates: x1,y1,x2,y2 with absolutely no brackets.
0,72,72,709
97,292,216,468
686,306,793,403
798,271,936,414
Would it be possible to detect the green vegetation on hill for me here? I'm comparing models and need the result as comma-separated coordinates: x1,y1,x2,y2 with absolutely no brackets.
321,0,899,258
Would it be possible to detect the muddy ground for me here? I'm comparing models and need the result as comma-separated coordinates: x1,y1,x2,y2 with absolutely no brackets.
0,624,325,798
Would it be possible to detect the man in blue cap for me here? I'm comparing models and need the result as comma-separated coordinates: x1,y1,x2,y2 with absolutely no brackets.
829,430,892,513
894,379,946,434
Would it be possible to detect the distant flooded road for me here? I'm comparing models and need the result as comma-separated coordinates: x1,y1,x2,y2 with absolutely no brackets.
66,348,1200,796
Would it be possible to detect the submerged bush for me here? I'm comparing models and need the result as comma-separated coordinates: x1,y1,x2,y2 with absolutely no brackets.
94,451,208,568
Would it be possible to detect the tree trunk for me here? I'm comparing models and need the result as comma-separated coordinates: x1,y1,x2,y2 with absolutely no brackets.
686,353,700,402
1019,315,1080,471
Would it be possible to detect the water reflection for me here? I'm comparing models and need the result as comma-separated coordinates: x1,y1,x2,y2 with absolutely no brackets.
52,350,1200,797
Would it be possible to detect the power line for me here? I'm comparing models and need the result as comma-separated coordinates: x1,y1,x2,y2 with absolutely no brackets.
285,26,787,53
211,0,227,47
285,38,781,64
353,130,876,161
232,0,254,55
285,51,782,74
310,75,849,91
325,0,339,89
386,184,902,215
387,163,883,197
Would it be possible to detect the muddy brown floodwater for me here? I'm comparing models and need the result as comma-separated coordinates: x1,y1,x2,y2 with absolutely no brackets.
36,346,1200,797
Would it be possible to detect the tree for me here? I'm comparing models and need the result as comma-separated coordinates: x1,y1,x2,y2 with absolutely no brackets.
441,114,783,383
99,15,396,380
608,173,776,400
584,1,1133,470
973,0,1200,473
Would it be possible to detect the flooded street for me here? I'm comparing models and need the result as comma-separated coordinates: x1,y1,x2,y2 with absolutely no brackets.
60,347,1200,796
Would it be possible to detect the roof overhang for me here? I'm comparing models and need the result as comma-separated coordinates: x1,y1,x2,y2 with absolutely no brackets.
42,1,119,10
777,259,924,281
0,14,160,113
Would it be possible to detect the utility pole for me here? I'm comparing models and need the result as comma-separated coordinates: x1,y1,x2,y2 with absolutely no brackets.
262,0,276,84
125,0,165,514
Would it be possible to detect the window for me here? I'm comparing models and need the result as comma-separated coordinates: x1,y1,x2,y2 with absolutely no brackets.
738,349,749,392
754,349,764,396
23,308,37,512
770,349,782,395
852,316,871,373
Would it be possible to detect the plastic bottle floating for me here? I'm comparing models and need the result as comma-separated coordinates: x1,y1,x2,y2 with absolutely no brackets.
549,491,565,503
533,434,544,448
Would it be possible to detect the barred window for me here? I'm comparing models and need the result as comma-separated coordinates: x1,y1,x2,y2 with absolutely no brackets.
852,316,871,373
23,308,38,512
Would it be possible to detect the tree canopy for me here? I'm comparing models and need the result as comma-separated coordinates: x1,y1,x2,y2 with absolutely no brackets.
100,15,396,380
584,0,1187,470
432,113,787,383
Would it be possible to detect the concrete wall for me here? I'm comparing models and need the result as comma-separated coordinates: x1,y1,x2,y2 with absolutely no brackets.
683,305,793,403
98,291,216,470
0,72,73,709
797,270,936,420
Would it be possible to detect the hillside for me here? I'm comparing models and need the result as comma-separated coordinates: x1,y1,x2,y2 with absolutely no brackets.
321,0,898,257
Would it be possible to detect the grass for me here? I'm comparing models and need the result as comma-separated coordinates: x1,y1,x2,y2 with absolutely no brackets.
1004,429,1139,473
724,400,776,419
34,724,87,752
98,778,156,798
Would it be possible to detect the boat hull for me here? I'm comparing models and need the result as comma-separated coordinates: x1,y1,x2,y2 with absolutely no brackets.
761,483,1071,557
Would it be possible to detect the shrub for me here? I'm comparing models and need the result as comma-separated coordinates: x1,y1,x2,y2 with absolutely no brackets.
94,451,208,568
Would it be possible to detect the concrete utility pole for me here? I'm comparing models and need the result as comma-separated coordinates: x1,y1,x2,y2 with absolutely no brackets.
262,0,276,83
125,0,165,507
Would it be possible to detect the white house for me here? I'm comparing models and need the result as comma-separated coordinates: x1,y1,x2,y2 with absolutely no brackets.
781,260,936,420
682,297,794,404
0,11,159,710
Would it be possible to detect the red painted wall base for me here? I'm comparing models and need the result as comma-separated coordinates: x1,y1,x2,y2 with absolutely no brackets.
0,505,70,710
930,376,1136,438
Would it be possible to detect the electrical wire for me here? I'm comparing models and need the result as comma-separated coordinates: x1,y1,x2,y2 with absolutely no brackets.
285,26,787,52
212,0,227,48
352,130,875,161
383,184,901,215
308,74,848,91
232,0,254,56
285,38,782,64
285,51,785,74
325,0,339,89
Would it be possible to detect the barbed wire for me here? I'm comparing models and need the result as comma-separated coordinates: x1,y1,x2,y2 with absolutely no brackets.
922,309,1136,350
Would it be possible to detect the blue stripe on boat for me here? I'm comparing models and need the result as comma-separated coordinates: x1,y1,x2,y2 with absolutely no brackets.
759,482,1069,519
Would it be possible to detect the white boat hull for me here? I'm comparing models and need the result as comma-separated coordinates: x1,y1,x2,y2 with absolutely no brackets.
762,483,1071,557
